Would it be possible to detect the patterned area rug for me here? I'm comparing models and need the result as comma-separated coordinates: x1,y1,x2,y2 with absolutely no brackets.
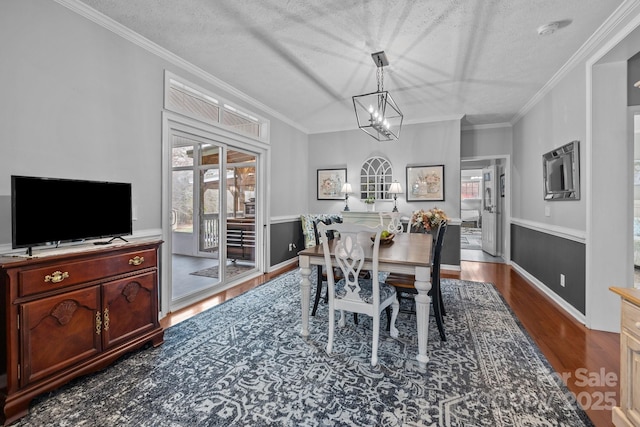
14,271,593,426
190,263,253,279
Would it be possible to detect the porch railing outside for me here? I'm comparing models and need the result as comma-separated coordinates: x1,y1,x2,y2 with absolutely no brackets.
201,213,219,252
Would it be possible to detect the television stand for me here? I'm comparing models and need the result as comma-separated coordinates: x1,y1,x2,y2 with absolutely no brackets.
0,240,164,425
94,236,129,245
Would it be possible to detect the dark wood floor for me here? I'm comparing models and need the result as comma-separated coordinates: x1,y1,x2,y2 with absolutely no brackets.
161,260,619,427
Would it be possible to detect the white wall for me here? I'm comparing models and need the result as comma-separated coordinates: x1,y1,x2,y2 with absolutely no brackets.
308,119,462,219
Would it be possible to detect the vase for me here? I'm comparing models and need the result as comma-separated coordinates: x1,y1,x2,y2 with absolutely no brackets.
366,204,374,212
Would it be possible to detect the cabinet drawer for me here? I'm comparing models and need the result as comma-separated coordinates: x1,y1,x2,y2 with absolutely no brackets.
622,300,640,340
19,249,157,297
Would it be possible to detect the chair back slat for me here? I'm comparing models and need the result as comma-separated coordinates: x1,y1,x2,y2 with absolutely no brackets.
379,212,404,234
334,234,365,300
317,222,383,305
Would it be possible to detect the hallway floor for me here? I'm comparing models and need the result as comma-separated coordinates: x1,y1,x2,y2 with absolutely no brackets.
460,248,505,263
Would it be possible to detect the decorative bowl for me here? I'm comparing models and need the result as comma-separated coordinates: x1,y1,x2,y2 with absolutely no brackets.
372,233,395,245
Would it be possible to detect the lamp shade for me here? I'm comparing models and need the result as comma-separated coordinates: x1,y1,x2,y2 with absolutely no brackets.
388,181,402,195
341,183,352,194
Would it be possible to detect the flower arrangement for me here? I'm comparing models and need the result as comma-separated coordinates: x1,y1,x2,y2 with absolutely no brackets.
411,207,449,231
364,196,375,204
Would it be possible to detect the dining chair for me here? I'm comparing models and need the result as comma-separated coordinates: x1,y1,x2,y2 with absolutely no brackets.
311,218,334,316
312,219,362,324
385,220,448,341
317,221,399,366
379,211,404,234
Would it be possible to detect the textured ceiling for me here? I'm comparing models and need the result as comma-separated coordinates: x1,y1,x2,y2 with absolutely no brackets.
77,0,623,133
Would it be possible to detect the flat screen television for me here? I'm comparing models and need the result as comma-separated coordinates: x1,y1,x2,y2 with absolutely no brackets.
11,175,132,253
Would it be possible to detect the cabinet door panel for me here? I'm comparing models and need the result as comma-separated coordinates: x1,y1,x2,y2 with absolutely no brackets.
102,272,158,349
625,333,640,426
21,286,101,385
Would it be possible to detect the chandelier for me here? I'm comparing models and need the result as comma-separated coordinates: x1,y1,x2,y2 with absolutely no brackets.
352,51,403,141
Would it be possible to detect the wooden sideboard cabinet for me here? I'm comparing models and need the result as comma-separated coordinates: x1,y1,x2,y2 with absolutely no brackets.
610,287,640,427
0,240,164,426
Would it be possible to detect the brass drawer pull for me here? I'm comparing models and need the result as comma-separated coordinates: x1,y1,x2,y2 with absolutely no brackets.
96,311,102,335
129,256,144,266
44,271,69,283
103,308,110,331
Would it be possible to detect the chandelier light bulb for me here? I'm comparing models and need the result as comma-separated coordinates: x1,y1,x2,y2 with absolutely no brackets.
368,105,374,114
373,111,379,118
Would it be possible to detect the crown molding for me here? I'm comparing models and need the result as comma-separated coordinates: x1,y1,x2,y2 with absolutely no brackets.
403,114,465,126
461,122,512,132
53,0,309,135
511,0,640,125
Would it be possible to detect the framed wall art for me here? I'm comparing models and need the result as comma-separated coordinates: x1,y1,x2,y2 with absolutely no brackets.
406,165,445,201
317,168,347,200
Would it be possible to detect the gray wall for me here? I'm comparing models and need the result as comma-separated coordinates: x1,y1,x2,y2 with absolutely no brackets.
0,0,309,260
306,119,462,268
512,62,587,231
1,0,165,234
511,9,640,332
629,51,640,106
308,120,462,218
461,125,512,159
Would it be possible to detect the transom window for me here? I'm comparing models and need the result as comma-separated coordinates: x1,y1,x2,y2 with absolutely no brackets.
360,156,393,200
164,72,268,142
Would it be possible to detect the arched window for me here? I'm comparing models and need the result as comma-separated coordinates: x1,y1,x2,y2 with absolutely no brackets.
360,156,393,200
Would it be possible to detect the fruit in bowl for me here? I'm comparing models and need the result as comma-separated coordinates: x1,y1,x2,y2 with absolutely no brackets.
372,231,395,244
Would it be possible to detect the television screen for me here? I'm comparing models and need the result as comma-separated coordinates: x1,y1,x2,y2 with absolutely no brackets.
11,175,132,250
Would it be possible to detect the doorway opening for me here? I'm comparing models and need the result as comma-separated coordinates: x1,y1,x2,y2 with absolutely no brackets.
171,137,258,302
460,158,507,263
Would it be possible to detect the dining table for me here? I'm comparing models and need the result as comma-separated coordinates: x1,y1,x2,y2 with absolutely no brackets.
297,232,434,367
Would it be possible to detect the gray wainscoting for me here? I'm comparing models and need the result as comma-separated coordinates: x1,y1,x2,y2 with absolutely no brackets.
511,224,586,314
270,219,304,267
441,224,461,267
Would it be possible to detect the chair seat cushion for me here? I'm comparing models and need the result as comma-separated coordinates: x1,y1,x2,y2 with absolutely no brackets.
335,278,396,304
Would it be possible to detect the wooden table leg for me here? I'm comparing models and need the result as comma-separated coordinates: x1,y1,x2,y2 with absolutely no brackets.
299,255,311,337
414,266,432,367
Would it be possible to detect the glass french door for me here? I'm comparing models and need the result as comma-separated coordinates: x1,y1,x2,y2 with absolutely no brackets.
170,131,257,302
224,150,257,272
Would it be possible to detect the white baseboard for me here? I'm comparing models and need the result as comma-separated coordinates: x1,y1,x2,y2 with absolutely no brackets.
511,261,587,325
442,263,461,272
268,257,298,273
